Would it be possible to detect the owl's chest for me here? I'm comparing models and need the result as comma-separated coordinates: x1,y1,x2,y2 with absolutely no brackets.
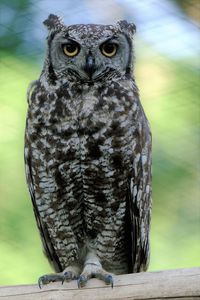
30,85,134,172
28,85,135,222
63,89,112,133
54,91,133,175
56,92,115,162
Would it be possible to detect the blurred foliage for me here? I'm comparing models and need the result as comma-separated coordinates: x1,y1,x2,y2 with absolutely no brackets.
0,50,199,285
0,0,33,54
173,0,200,23
0,0,199,286
136,58,200,270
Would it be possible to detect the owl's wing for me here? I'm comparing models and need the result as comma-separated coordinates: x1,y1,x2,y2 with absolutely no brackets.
127,110,152,273
24,146,62,272
24,81,62,272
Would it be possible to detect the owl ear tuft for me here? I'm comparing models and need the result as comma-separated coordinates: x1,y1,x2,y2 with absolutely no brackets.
43,14,65,31
117,20,136,36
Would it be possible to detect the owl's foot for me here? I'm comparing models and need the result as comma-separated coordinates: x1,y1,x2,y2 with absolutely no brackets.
77,263,114,288
38,273,65,288
38,266,80,288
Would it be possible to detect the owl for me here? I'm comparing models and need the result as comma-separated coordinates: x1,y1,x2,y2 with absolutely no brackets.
24,14,152,288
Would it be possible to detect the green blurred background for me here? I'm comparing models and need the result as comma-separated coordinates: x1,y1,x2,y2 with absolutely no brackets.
0,0,199,285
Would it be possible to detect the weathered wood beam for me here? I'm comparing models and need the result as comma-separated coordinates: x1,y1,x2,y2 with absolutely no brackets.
0,267,199,299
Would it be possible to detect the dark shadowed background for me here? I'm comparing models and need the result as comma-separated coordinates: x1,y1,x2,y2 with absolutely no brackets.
0,0,199,285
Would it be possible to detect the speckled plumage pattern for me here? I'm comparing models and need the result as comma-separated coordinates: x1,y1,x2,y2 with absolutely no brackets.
24,15,152,286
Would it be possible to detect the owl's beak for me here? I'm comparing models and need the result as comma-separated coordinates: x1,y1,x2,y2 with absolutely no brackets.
84,52,95,79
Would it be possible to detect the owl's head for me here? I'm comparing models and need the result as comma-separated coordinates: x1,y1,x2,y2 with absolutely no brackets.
43,14,136,84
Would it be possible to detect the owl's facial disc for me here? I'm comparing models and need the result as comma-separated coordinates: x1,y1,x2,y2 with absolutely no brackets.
50,30,131,83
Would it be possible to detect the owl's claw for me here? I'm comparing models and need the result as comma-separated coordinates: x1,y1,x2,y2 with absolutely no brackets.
38,268,113,289
77,274,87,288
104,274,114,288
62,271,75,284
77,273,114,288
77,261,114,289
38,267,80,288
38,273,65,289
38,276,44,289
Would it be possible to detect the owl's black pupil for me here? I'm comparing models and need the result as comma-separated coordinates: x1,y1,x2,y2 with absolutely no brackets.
104,43,115,53
66,44,77,53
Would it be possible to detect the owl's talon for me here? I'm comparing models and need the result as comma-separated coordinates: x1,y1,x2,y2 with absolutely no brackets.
77,275,87,288
38,273,66,288
38,275,48,289
38,277,42,289
62,271,73,284
104,274,114,288
61,275,65,285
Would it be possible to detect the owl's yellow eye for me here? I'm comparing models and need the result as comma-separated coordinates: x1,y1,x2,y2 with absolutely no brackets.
101,43,118,57
63,42,80,57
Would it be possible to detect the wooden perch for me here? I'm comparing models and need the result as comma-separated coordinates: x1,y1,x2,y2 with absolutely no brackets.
0,267,199,299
